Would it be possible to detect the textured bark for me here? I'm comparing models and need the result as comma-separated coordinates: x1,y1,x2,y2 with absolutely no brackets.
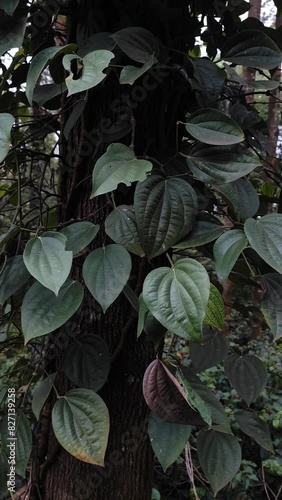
242,0,261,97
33,1,192,499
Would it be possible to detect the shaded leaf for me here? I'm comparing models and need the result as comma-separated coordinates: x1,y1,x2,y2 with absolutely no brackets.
52,388,109,465
204,284,225,329
148,413,191,472
0,451,8,496
0,256,30,304
0,10,26,55
176,369,212,426
77,32,115,57
213,230,248,282
197,429,241,496
224,353,267,406
261,273,282,341
216,179,259,221
0,411,32,477
105,205,142,256
1,0,20,15
32,373,56,420
137,293,149,338
143,258,210,342
120,54,155,85
23,236,73,295
190,328,230,372
33,82,67,106
0,113,14,162
63,98,87,138
144,312,167,348
235,410,273,452
22,280,84,343
63,334,110,392
173,214,225,249
111,27,159,63
82,244,131,312
134,176,198,258
60,221,100,255
91,143,152,198
244,215,282,274
185,108,244,146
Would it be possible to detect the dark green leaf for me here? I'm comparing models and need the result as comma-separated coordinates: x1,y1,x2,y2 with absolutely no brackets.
0,451,8,496
213,230,248,282
22,280,84,343
32,373,57,420
82,244,131,312
63,334,110,392
235,410,273,452
134,176,198,258
60,221,100,255
52,388,109,465
137,293,149,338
120,54,155,85
204,284,225,329
193,58,225,104
1,0,20,15
216,179,259,221
224,353,267,405
33,83,67,106
176,369,212,426
63,99,87,139
0,256,30,304
244,215,282,274
0,11,26,55
173,214,225,249
197,429,241,496
0,113,14,163
0,411,32,477
190,328,230,372
261,273,282,341
105,205,143,256
148,413,191,471
144,312,167,348
143,258,210,342
77,32,115,57
185,109,244,146
111,27,159,63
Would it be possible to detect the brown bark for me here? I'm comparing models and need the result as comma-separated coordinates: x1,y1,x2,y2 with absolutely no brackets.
242,0,262,97
32,1,192,499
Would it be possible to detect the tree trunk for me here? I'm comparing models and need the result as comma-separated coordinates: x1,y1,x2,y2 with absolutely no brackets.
32,1,191,499
242,0,261,96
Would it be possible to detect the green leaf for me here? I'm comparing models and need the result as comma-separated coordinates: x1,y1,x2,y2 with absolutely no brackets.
52,388,109,465
189,328,230,372
60,221,100,255
0,256,30,304
1,0,20,15
21,280,84,343
185,109,244,146
63,98,87,139
176,369,212,426
0,451,8,496
33,82,67,106
120,54,155,85
204,284,225,329
173,214,225,249
197,429,241,496
91,143,152,198
144,312,167,348
63,334,110,392
23,236,73,295
77,32,115,57
244,215,282,274
224,353,267,406
0,225,19,251
0,411,32,477
63,50,114,97
247,80,280,91
235,410,274,452
0,113,14,163
134,176,198,258
26,45,76,105
186,144,260,184
261,274,282,341
110,27,159,63
32,373,57,420
105,205,143,256
148,413,191,472
142,258,210,342
213,230,248,282
123,283,139,311
0,10,26,55
193,58,225,105
221,29,282,70
82,244,131,312
137,293,149,338
216,179,259,221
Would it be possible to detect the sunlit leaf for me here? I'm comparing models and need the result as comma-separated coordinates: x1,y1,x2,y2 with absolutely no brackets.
204,284,225,329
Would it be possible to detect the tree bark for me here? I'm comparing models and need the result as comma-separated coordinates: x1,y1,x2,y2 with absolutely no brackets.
32,1,192,499
242,0,262,96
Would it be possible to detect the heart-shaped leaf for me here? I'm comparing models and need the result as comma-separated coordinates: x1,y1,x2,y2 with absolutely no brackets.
0,411,32,477
105,205,143,256
82,244,131,312
60,221,100,255
204,284,225,329
91,143,152,198
63,50,114,96
0,113,14,163
235,410,273,452
244,215,282,274
143,359,204,425
213,229,248,282
176,369,212,426
22,280,84,343
120,54,155,85
261,273,282,341
224,353,267,406
197,429,241,496
185,109,244,146
63,334,110,392
111,27,160,63
216,178,259,221
1,0,20,15
52,388,109,465
221,29,282,70
186,144,260,183
173,214,225,249
0,256,30,305
32,373,57,420
190,328,230,373
0,10,26,55
142,258,210,342
134,176,198,259
148,413,191,472
23,236,73,295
